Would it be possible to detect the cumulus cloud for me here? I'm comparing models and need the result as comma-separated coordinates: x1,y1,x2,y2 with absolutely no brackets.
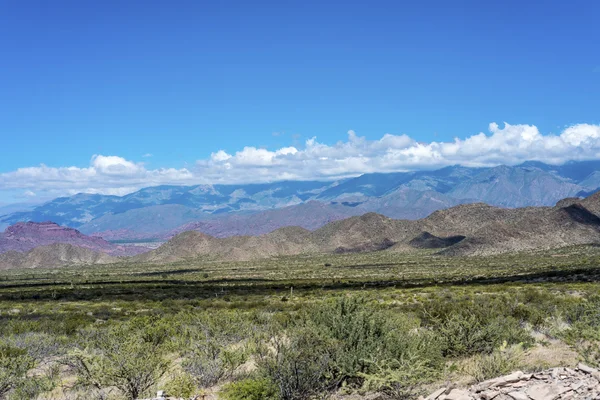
0,155,194,200
2,122,600,199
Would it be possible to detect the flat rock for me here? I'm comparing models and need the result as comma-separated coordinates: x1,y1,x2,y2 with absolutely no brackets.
507,391,529,400
427,387,447,400
577,364,597,375
526,383,569,400
480,390,501,400
445,389,473,400
502,372,524,384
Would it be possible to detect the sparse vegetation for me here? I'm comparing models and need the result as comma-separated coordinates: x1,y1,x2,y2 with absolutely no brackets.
0,246,600,399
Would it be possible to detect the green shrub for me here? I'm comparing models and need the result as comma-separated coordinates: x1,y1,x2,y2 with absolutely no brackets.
359,357,435,400
463,342,525,382
303,296,388,383
420,296,532,357
257,326,335,400
65,318,171,400
219,377,278,400
164,373,198,398
180,311,251,387
0,344,35,399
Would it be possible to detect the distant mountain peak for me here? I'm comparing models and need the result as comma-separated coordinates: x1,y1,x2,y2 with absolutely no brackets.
0,221,148,257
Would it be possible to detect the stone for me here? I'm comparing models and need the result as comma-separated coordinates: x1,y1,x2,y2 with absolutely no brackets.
578,363,598,375
507,392,529,400
527,383,568,400
510,382,529,388
502,372,524,384
476,378,505,391
445,389,473,400
480,390,501,400
570,382,584,391
427,387,447,400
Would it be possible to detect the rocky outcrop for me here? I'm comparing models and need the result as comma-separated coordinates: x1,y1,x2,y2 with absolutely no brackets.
0,221,147,256
424,365,600,400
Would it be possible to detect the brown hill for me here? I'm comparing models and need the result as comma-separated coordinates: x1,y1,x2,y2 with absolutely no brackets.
127,192,600,263
0,243,117,270
161,201,363,239
440,204,600,256
0,221,147,256
581,191,600,216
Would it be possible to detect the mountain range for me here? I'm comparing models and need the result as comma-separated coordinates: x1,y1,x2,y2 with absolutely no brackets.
2,161,600,242
135,191,600,263
3,190,600,269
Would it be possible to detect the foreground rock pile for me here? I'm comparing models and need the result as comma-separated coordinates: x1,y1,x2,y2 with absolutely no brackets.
424,364,600,400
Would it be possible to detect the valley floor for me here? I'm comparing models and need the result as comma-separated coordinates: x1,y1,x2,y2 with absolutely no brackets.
1,246,600,399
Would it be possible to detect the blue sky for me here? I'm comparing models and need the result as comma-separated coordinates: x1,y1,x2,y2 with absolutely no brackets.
1,0,599,203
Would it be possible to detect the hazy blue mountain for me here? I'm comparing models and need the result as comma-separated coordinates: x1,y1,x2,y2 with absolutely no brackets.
0,180,336,227
2,161,600,238
448,165,583,207
77,204,211,236
316,166,480,200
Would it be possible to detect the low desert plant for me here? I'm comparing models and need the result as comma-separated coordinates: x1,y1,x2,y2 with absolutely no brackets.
65,318,171,400
0,344,35,398
463,341,525,382
219,377,278,400
257,326,335,400
163,373,198,399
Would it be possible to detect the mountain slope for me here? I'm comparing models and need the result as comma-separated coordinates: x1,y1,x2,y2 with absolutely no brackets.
78,204,210,237
441,203,600,256
0,243,117,270
136,191,600,263
160,201,364,239
0,221,147,256
2,161,600,242
448,166,583,207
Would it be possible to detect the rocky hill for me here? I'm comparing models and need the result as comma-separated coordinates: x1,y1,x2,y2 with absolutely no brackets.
135,191,600,263
0,243,117,270
3,190,600,268
0,221,147,256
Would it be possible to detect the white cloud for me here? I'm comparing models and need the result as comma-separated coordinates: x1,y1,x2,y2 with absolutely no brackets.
91,155,143,176
0,155,194,200
2,122,600,200
142,153,153,158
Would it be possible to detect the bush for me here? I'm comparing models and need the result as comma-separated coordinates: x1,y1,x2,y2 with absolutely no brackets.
0,344,35,399
219,377,278,400
420,297,532,357
305,296,388,383
359,357,435,400
463,342,525,382
300,297,444,389
65,317,171,400
164,373,198,398
180,312,250,387
257,326,335,400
